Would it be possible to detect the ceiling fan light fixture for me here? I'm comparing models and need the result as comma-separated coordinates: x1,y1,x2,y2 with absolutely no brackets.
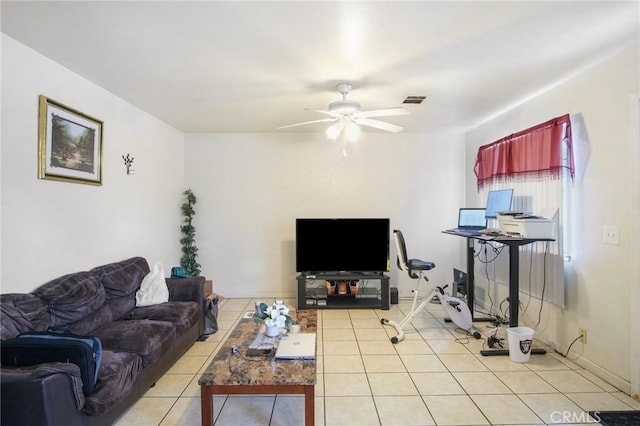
345,121,360,141
326,121,344,140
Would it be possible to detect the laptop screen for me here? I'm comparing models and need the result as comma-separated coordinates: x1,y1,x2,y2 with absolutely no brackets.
458,208,487,228
485,189,514,219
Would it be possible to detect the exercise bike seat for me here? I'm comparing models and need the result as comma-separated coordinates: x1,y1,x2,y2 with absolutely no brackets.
407,259,435,271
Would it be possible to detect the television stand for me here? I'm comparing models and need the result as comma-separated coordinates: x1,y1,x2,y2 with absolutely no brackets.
296,272,390,310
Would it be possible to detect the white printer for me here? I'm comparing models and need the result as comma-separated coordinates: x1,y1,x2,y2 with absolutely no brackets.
497,208,557,239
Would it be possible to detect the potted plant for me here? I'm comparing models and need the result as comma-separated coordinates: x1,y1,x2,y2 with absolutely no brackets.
180,189,201,276
255,301,293,336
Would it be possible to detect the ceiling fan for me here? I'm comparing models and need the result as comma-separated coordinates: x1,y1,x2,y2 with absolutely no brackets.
277,83,409,141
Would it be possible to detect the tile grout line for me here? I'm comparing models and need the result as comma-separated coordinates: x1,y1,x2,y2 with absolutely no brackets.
145,300,638,425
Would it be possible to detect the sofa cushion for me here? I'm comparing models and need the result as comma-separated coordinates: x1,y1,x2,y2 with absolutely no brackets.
92,257,149,298
104,294,136,323
91,320,175,367
92,257,149,320
67,304,113,336
127,301,200,335
0,294,50,340
83,350,142,416
32,272,105,328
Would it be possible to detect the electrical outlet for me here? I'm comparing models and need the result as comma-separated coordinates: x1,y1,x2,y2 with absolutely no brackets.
579,328,587,344
603,225,620,245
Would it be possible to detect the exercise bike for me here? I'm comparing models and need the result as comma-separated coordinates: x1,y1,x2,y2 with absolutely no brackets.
381,230,481,343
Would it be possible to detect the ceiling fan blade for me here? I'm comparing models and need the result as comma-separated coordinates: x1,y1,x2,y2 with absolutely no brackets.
356,107,409,118
306,108,341,118
355,118,404,133
276,118,336,130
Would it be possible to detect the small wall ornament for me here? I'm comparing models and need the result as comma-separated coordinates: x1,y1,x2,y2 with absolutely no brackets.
122,154,134,175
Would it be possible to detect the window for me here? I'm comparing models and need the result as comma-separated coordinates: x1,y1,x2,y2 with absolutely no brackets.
475,115,573,309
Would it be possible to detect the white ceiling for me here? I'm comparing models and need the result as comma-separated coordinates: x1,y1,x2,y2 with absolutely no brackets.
2,1,639,134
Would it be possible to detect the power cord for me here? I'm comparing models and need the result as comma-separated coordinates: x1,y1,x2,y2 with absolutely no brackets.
534,241,549,328
483,245,495,316
482,325,506,350
498,297,509,320
228,344,275,376
555,334,583,358
524,245,534,312
473,309,495,318
476,241,504,263
476,240,506,317
487,334,504,349
453,328,471,344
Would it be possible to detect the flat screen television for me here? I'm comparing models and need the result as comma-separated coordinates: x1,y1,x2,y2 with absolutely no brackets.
484,188,514,219
295,218,390,273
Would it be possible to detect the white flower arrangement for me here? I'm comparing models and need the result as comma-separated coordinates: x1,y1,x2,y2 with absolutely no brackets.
255,301,293,328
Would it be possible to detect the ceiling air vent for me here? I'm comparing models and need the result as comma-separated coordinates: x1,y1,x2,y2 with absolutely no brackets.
402,96,426,105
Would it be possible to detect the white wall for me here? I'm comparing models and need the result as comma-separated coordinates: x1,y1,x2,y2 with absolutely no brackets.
0,32,3,287
3,19,636,396
465,43,639,390
0,35,186,292
184,132,467,299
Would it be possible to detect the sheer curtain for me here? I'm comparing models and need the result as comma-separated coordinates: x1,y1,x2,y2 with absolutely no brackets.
475,115,573,308
480,178,566,307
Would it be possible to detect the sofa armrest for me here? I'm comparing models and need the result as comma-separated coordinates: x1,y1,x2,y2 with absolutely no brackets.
166,276,205,303
166,276,207,336
1,363,86,426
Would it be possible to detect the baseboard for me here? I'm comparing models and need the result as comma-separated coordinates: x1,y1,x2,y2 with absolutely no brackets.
472,294,632,395
568,350,631,394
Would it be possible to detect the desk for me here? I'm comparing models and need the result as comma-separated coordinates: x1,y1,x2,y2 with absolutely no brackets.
442,232,554,327
443,231,553,356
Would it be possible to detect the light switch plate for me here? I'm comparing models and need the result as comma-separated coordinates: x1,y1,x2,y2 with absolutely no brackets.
603,225,620,245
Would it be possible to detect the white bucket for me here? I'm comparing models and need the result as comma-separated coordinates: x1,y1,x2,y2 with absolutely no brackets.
506,327,535,363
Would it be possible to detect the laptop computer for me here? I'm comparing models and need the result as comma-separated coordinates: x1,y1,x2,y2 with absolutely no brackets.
274,333,316,360
445,208,487,236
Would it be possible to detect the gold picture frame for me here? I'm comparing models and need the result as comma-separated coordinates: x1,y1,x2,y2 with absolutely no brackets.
38,95,103,185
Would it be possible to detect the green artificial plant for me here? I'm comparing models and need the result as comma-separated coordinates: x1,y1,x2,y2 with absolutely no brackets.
180,189,201,276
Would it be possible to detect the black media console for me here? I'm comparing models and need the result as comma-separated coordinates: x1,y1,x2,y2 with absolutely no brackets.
296,272,390,310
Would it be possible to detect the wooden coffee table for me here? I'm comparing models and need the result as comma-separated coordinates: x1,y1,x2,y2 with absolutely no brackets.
199,309,317,426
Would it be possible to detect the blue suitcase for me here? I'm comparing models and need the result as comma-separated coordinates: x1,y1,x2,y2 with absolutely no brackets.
1,332,102,395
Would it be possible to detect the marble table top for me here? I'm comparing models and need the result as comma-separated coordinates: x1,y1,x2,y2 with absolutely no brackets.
198,309,317,387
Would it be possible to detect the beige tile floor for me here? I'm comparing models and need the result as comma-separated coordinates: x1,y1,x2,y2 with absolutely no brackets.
114,298,640,425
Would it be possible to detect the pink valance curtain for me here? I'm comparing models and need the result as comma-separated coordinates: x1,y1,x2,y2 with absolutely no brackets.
474,114,574,190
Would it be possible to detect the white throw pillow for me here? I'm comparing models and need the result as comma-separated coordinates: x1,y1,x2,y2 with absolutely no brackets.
135,261,169,307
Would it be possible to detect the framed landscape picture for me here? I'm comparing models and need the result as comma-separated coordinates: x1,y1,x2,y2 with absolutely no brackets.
38,95,103,185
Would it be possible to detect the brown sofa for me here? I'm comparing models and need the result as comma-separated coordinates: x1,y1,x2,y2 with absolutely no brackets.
0,257,206,426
